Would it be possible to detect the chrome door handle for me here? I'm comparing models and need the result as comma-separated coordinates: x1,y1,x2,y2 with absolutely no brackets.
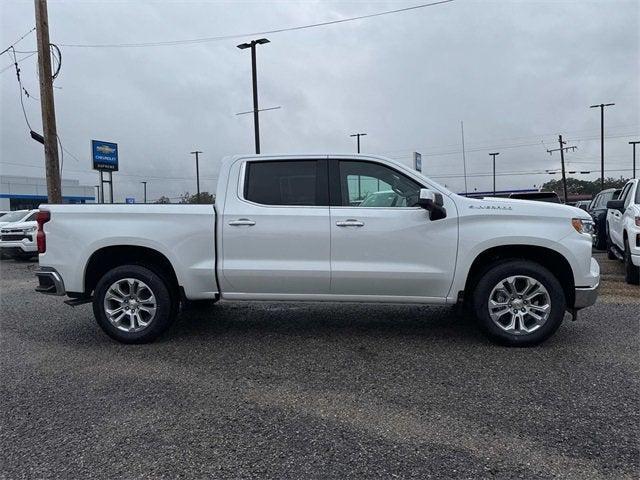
336,219,364,227
229,219,256,226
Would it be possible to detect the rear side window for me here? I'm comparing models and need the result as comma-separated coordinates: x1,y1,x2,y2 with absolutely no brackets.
244,160,326,206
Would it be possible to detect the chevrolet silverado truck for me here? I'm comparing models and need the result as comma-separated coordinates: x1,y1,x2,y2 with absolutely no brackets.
606,178,640,284
34,154,600,346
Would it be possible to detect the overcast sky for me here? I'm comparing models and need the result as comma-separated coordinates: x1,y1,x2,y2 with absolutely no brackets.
1,0,638,201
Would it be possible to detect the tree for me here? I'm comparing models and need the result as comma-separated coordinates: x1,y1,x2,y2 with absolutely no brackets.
541,177,629,198
178,191,215,204
154,196,171,204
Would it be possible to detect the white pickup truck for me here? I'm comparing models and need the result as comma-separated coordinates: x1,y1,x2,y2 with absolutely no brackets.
606,178,640,284
35,154,599,346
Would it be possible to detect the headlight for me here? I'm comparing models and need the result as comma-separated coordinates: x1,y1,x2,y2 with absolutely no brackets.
25,226,37,233
572,218,595,235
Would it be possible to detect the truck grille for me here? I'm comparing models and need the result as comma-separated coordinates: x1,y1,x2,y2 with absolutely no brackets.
1,234,31,242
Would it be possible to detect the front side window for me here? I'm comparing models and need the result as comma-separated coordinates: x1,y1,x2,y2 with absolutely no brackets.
338,161,421,207
244,160,320,206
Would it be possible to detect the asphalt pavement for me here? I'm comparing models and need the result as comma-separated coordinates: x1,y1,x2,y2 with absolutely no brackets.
0,253,638,479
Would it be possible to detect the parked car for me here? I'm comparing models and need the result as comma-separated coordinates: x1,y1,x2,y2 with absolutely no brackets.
573,200,591,211
508,191,561,203
605,178,639,285
0,209,39,260
35,154,599,346
588,188,621,250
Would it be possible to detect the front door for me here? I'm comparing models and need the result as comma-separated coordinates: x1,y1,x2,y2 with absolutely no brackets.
329,159,458,300
221,158,331,296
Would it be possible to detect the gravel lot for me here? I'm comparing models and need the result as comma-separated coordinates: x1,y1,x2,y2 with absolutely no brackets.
1,252,638,479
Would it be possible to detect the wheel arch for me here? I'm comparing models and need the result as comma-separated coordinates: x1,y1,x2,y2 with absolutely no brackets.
84,245,181,299
463,245,575,308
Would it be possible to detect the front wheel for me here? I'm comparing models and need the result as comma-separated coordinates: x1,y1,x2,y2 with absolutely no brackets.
472,260,566,347
93,265,177,344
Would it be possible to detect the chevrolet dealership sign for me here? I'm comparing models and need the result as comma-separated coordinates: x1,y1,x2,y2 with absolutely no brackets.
92,140,118,171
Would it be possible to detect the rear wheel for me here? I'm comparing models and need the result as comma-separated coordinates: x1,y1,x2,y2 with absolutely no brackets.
624,238,640,285
93,265,177,343
472,260,566,347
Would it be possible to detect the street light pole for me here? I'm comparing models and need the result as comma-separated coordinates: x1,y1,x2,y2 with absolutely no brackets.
630,141,639,178
350,133,367,153
190,150,202,203
590,102,614,190
489,152,500,196
237,38,270,154
141,181,147,204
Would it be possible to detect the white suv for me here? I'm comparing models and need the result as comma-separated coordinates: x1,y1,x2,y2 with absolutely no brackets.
606,178,640,284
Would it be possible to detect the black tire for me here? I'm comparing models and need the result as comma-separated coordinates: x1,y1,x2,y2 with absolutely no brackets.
472,260,566,347
93,265,177,344
624,238,640,285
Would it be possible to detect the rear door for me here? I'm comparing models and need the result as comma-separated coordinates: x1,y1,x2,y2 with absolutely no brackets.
328,158,457,300
220,158,331,296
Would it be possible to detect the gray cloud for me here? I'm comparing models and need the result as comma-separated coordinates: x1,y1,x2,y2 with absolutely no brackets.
1,0,638,201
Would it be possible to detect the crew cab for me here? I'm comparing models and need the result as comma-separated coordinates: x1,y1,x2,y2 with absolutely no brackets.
35,154,600,346
606,178,640,284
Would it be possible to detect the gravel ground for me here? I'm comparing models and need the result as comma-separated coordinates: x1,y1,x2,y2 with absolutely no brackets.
0,253,638,479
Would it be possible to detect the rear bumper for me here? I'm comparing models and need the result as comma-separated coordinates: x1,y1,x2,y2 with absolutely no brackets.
35,268,66,296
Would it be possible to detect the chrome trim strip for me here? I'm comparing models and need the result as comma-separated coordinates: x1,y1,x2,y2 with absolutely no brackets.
573,283,599,309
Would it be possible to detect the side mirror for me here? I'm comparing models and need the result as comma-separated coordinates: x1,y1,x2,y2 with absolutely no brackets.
606,199,625,213
417,188,446,220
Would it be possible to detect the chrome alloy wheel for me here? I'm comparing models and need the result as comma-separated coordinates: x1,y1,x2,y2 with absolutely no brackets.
488,275,551,335
103,278,157,332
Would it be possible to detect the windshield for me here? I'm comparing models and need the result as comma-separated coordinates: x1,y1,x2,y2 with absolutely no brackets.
0,210,28,223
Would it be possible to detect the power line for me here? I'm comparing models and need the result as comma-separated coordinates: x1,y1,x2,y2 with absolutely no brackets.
0,27,36,56
57,0,454,48
0,51,36,74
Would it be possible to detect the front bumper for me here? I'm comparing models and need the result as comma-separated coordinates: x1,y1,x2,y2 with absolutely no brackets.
35,267,66,296
0,240,37,253
573,256,599,309
574,283,599,309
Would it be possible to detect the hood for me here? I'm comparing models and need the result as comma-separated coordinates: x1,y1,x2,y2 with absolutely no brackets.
0,221,37,232
457,195,592,220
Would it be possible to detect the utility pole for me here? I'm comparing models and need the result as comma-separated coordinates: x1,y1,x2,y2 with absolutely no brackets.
629,141,639,178
141,181,147,204
237,38,270,154
546,135,577,204
590,102,614,190
350,133,367,153
461,121,468,195
190,151,202,203
489,152,499,196
34,0,62,203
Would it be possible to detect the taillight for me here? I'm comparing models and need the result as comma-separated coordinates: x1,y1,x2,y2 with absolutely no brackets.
36,211,50,254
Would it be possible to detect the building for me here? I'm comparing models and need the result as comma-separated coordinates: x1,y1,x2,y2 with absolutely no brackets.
0,175,95,210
